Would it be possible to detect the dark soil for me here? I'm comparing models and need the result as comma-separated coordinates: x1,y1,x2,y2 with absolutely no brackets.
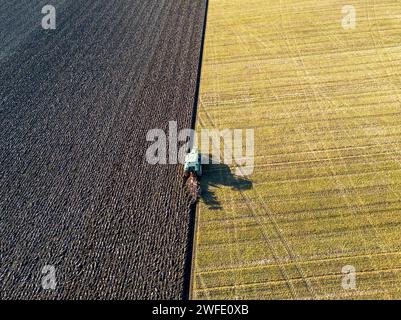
0,0,207,299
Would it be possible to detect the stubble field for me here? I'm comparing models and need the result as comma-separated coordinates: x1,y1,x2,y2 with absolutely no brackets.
192,0,401,299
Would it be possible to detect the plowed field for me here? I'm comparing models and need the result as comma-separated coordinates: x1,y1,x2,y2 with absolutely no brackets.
0,0,207,299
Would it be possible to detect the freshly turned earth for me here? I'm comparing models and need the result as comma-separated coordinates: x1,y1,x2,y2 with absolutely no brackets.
0,0,206,299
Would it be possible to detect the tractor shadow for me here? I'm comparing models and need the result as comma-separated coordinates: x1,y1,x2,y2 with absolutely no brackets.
200,160,253,210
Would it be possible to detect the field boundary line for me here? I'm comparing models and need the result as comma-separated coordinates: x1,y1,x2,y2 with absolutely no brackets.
188,0,209,300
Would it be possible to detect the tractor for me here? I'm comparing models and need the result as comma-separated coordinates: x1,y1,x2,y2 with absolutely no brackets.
183,148,202,202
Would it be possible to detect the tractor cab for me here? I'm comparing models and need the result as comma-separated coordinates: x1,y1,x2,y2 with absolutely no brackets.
184,148,202,177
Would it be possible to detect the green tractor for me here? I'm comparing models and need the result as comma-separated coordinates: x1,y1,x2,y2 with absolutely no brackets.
183,148,202,202
184,148,202,177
